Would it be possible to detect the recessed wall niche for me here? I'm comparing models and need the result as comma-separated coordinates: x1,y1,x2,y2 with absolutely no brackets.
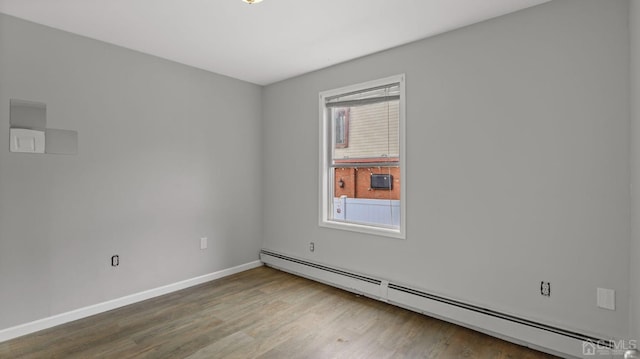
9,99,78,155
10,99,46,130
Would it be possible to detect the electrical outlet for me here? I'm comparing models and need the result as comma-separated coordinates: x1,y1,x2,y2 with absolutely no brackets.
309,242,315,252
540,281,551,297
597,288,615,310
111,255,119,267
200,237,208,250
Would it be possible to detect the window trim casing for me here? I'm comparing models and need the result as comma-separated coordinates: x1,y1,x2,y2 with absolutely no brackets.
319,74,406,239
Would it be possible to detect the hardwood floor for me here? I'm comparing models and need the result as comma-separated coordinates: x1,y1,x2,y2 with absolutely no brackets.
0,266,558,358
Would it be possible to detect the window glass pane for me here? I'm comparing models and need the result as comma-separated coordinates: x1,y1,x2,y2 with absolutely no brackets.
328,86,400,229
332,100,399,163
333,166,400,228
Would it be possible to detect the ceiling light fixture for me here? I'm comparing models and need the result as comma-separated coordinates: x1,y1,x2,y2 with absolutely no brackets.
243,0,263,4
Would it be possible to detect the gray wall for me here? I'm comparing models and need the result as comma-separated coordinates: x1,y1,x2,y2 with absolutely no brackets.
0,14,263,329
631,0,640,342
263,0,631,339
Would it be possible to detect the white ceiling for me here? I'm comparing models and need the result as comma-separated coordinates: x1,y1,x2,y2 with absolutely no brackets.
0,0,550,85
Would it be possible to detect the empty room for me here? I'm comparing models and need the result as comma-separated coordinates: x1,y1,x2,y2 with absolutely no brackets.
1,0,640,358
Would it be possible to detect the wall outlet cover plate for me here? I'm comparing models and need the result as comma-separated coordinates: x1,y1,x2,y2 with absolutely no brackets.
10,128,45,153
597,288,615,310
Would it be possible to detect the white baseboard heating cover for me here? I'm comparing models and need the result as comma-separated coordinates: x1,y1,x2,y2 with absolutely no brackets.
260,249,618,359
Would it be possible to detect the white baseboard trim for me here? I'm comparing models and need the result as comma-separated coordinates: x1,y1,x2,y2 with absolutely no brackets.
0,260,263,343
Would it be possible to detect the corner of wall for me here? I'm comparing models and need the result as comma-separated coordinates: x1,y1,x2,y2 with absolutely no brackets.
630,0,640,342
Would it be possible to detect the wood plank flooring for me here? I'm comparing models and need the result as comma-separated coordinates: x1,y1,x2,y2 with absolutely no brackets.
0,266,558,358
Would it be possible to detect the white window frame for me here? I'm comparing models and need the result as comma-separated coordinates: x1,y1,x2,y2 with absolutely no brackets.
319,74,406,239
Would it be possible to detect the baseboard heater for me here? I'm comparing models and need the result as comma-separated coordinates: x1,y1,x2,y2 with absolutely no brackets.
260,249,614,359
260,250,381,285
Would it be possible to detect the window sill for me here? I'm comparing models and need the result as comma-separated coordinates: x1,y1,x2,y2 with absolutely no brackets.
319,219,405,240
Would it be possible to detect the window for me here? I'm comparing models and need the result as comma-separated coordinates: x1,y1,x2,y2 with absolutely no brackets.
334,109,349,148
319,75,405,238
